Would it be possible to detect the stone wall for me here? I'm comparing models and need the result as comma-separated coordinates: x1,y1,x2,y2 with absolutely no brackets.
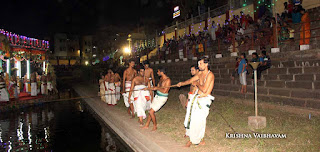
150,49,320,109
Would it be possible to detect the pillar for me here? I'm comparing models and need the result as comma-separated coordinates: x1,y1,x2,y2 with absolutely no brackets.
27,60,30,79
15,61,21,78
43,61,46,73
6,59,10,76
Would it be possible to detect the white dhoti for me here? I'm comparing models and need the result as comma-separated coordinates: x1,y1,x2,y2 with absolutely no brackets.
115,82,121,101
104,81,109,103
31,82,37,96
186,95,215,144
122,81,133,108
41,82,47,95
149,78,153,87
133,85,151,119
107,83,116,105
47,82,53,91
184,92,195,136
150,91,168,112
0,88,9,102
99,80,106,102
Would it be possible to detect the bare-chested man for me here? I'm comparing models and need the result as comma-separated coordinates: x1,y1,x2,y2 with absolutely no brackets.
41,72,47,95
122,59,137,115
128,67,152,125
142,67,171,131
107,69,117,105
184,65,199,137
114,70,121,101
143,61,155,88
176,56,215,147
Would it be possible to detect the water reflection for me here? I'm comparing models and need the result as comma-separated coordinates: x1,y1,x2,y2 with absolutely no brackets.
0,96,132,152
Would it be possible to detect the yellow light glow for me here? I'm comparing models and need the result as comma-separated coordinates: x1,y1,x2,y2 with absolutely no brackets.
78,50,80,54
85,61,89,65
124,47,130,54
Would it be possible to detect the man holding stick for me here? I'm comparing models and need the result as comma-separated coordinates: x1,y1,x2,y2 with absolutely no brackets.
176,56,215,147
142,67,171,131
122,59,137,115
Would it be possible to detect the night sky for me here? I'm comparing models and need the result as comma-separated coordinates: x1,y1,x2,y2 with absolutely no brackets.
0,0,173,38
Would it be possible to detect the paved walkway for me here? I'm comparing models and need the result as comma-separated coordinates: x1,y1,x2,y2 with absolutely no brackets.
74,83,192,152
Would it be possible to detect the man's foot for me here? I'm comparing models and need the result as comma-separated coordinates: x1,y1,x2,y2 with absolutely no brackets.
141,126,149,129
185,141,192,147
139,120,144,126
151,126,157,131
130,115,135,119
199,141,205,146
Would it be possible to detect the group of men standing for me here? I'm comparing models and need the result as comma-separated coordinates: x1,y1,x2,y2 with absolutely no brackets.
98,56,215,147
0,71,54,102
99,69,121,105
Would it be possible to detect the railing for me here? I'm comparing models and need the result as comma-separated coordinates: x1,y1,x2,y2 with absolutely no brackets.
149,17,320,61
163,0,254,34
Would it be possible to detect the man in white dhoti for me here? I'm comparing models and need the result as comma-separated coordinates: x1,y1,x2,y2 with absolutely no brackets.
104,73,109,104
114,71,121,101
144,61,155,97
142,67,171,131
128,67,152,125
122,59,137,117
184,65,199,137
143,61,155,87
107,69,117,105
177,56,215,147
0,75,9,102
99,75,106,102
31,72,37,97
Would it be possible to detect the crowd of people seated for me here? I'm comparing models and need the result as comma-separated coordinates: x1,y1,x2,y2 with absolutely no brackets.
156,0,310,60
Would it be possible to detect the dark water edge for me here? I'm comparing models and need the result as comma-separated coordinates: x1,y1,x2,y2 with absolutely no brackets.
0,89,133,152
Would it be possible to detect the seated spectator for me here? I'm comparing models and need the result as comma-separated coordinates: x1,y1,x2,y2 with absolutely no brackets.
250,52,260,79
292,5,302,23
257,50,271,79
251,52,260,62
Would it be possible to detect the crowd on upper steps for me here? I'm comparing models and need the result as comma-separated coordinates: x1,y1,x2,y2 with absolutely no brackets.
155,0,310,61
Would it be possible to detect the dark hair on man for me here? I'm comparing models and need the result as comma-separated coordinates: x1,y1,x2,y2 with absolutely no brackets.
241,53,246,58
143,61,150,65
262,50,267,56
158,67,166,74
252,52,258,57
198,56,210,70
129,59,135,63
137,63,144,71
235,57,239,61
198,56,210,64
190,65,199,70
